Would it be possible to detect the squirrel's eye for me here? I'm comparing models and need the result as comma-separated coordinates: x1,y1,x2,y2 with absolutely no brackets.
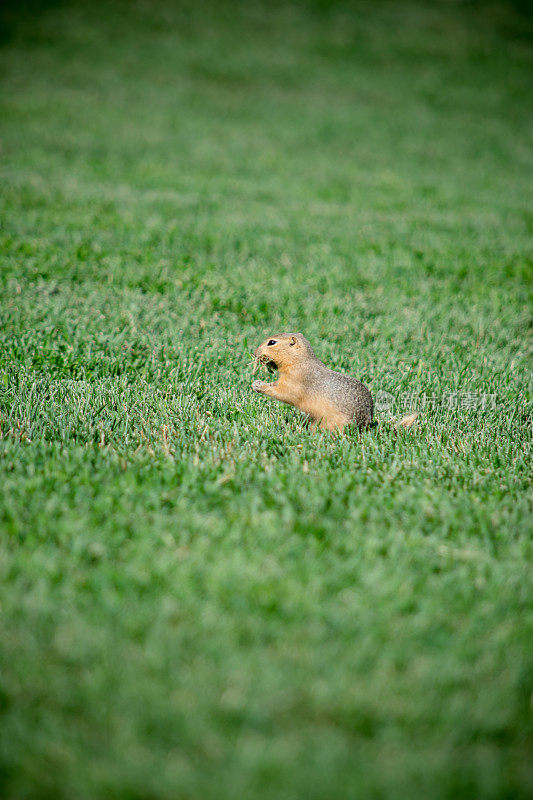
267,339,277,346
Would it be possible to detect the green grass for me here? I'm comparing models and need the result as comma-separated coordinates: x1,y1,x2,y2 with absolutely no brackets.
0,1,532,798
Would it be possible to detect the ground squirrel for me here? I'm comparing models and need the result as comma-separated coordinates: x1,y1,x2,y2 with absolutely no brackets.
252,332,418,432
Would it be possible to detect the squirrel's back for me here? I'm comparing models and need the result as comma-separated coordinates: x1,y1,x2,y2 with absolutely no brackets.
305,362,374,429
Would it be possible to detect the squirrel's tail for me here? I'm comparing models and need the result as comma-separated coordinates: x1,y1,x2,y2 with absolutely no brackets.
393,412,419,430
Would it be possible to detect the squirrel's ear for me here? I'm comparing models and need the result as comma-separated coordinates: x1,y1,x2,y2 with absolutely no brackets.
289,336,297,346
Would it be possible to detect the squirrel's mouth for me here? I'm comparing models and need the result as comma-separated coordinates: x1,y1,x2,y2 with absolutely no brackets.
252,355,278,374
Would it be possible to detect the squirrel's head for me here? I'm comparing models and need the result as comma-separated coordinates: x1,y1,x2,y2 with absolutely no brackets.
253,332,315,373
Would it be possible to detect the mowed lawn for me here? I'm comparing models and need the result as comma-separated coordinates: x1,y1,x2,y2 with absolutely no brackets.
0,1,532,798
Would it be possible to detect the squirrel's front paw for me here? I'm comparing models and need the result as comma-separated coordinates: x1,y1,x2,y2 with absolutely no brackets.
252,380,267,393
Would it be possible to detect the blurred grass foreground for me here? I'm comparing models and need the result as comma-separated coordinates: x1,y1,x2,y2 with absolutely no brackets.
0,1,532,799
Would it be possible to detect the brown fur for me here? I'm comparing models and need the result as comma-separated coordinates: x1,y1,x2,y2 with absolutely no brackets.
301,397,351,431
